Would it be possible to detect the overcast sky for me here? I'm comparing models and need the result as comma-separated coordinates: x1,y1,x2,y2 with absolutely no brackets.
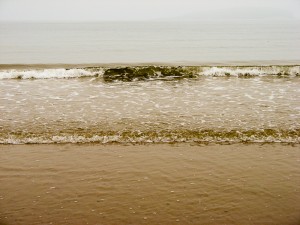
0,0,299,22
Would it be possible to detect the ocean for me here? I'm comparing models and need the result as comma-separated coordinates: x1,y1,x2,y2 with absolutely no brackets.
1,21,300,64
0,21,300,144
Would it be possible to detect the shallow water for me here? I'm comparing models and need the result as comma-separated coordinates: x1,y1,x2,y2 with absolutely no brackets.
0,66,299,144
0,143,299,225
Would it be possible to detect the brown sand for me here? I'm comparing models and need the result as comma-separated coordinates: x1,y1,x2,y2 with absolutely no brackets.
0,143,299,225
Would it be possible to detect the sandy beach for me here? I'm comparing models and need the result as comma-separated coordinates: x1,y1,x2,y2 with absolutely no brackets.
0,143,299,225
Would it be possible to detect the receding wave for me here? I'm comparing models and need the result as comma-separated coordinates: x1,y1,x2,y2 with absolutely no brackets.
0,65,299,80
1,129,299,144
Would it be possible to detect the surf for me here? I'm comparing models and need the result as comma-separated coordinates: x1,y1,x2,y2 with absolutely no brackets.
0,65,299,80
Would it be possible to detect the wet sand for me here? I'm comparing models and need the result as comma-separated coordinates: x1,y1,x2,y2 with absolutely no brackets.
0,143,299,225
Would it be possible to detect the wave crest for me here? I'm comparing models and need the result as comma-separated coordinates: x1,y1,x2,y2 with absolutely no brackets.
201,66,300,77
0,65,299,80
0,68,103,79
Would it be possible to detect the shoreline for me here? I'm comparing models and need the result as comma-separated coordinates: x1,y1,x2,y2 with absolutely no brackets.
1,141,298,147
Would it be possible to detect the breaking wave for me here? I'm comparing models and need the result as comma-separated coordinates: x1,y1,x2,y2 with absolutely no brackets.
0,68,103,79
0,65,299,81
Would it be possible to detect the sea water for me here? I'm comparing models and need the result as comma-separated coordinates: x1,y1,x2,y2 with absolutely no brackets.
1,21,300,64
0,21,299,144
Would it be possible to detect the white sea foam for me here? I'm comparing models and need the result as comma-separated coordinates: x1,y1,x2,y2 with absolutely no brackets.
1,133,299,144
200,66,300,77
0,68,103,79
0,66,299,80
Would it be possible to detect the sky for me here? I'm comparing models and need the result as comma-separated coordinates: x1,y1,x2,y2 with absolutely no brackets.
0,0,299,22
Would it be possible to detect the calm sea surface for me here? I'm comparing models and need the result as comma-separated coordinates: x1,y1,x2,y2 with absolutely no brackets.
1,21,300,64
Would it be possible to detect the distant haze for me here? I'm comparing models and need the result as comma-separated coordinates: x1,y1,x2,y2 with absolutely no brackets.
0,0,299,22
